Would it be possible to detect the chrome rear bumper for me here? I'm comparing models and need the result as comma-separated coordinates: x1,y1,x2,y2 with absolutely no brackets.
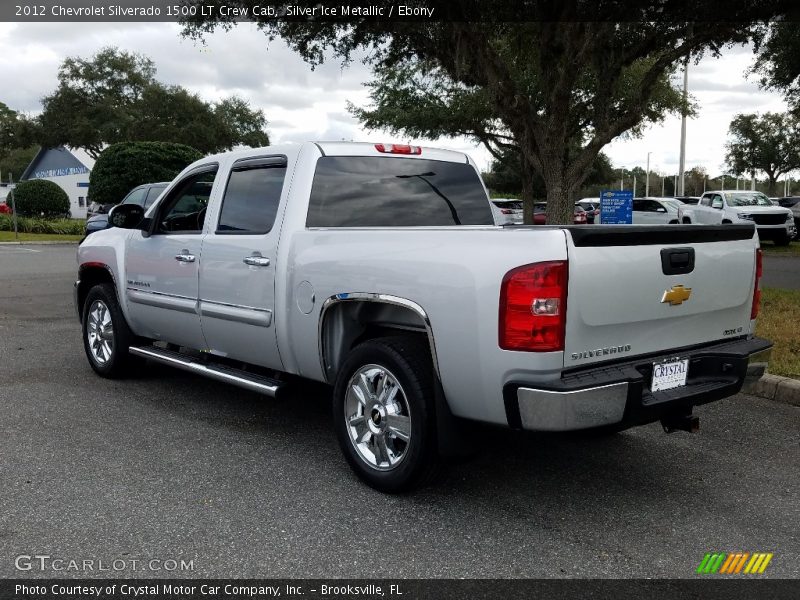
510,337,772,432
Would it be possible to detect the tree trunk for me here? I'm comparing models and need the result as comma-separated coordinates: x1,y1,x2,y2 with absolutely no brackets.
766,175,777,197
543,177,574,225
521,158,535,224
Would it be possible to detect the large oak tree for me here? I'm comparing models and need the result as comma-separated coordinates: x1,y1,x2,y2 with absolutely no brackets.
184,0,791,224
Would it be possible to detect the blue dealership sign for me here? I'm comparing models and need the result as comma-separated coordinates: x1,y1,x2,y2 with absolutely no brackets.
600,190,633,224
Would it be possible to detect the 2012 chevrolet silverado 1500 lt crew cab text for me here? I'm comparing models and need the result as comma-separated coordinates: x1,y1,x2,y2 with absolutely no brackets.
75,142,772,492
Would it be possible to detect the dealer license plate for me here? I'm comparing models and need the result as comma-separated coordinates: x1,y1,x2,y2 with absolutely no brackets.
651,358,689,392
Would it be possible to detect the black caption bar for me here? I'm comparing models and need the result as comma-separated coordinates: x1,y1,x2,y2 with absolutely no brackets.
3,579,800,600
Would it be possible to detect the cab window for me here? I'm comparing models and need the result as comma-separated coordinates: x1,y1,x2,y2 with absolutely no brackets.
156,168,217,234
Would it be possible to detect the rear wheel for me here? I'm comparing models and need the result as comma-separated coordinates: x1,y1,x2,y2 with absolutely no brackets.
682,217,691,224
722,219,732,224
82,283,139,378
333,335,440,493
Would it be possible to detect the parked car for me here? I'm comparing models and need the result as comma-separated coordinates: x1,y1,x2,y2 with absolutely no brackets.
778,197,800,235
490,199,523,225
632,197,681,225
75,141,771,492
575,198,600,224
0,202,10,215
680,190,794,246
533,202,587,224
85,182,168,237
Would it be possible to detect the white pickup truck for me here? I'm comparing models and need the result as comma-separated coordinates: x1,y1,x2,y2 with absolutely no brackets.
75,142,772,492
679,190,795,245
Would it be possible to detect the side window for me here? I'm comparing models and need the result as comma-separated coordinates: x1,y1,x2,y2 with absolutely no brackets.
647,200,665,212
156,168,217,234
711,195,723,209
144,185,167,209
122,187,147,207
700,195,711,207
217,163,287,234
633,199,644,211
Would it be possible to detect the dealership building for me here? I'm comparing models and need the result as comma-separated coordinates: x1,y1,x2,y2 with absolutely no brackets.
21,147,95,219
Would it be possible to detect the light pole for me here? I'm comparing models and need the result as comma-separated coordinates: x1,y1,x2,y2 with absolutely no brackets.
678,55,689,196
661,173,665,197
620,168,624,191
645,152,651,197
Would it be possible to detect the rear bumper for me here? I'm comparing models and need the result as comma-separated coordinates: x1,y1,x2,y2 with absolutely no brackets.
505,336,772,432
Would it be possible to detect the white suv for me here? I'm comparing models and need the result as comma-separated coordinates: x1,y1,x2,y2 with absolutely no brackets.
681,190,795,246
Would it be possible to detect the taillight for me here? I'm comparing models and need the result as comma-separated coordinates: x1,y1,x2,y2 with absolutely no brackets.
500,209,513,214
375,143,422,155
751,248,763,319
499,261,568,351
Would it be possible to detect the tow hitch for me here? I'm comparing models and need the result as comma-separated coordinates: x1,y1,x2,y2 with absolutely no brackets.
661,412,700,433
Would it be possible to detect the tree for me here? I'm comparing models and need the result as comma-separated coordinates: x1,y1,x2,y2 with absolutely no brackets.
13,179,70,219
88,142,202,206
483,147,614,204
183,1,791,224
36,47,269,157
752,22,800,113
725,112,800,195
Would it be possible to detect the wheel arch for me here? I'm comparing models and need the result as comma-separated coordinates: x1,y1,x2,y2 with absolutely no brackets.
76,263,116,323
318,294,441,384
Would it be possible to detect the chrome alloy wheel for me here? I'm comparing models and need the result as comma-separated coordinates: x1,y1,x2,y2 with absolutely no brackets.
86,299,114,365
344,364,412,471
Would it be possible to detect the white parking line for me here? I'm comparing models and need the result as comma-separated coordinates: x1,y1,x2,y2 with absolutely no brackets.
0,247,41,253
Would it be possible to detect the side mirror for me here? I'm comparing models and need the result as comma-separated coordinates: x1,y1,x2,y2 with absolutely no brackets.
108,204,145,229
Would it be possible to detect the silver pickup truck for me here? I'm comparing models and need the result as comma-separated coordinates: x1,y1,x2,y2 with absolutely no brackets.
75,142,772,492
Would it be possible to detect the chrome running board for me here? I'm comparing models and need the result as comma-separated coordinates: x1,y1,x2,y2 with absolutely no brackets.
129,346,284,398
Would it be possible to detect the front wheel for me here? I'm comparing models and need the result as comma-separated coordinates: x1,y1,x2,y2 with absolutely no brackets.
82,283,139,378
333,336,440,493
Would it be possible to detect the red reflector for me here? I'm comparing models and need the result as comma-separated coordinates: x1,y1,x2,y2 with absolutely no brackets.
751,248,763,319
499,261,568,352
374,143,422,155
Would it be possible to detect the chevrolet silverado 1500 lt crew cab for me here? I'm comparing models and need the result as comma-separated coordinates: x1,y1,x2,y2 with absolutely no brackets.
75,142,772,492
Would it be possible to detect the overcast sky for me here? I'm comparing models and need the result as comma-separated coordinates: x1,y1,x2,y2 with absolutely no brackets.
0,21,789,176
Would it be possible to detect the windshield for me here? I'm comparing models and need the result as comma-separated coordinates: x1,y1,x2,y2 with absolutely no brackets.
726,193,773,207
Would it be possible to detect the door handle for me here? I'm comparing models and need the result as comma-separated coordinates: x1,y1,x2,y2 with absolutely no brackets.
243,255,270,267
175,250,196,263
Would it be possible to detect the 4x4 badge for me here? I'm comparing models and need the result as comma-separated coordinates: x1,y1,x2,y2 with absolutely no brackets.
661,285,692,306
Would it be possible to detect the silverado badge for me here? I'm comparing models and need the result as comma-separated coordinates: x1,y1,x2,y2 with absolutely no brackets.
661,284,692,306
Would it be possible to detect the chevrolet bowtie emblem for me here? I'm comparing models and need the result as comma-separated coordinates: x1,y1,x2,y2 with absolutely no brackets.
661,285,692,306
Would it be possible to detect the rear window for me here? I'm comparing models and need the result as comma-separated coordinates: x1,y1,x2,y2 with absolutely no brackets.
306,156,493,227
492,200,522,210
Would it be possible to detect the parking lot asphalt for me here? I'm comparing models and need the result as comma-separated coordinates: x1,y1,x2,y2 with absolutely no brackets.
0,244,798,579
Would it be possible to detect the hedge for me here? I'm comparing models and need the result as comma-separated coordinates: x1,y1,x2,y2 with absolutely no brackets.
12,179,71,219
89,142,202,206
0,214,85,235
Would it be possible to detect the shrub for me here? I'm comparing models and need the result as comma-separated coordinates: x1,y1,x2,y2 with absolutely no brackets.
89,142,202,206
12,179,70,219
0,214,85,235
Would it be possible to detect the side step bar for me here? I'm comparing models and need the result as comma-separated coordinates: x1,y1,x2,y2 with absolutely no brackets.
129,346,284,398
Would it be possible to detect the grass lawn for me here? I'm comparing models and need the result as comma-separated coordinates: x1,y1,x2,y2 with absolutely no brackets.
756,288,800,379
0,231,82,242
760,241,800,257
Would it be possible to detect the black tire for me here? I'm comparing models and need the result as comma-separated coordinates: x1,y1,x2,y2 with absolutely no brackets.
81,283,139,378
333,335,440,493
668,220,679,224
682,217,691,224
773,232,791,247
722,219,732,224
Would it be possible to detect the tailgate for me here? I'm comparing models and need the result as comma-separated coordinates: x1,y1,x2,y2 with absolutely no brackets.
563,225,758,367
